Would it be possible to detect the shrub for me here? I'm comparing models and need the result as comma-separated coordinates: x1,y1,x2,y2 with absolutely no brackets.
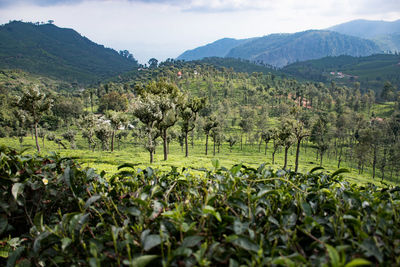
1,148,399,266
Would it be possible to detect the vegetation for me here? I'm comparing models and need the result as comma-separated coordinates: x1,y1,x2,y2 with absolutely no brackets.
282,54,400,92
0,21,138,84
1,146,400,266
1,36,400,265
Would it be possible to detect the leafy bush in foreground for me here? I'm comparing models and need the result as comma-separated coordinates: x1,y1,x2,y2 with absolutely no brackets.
1,146,400,266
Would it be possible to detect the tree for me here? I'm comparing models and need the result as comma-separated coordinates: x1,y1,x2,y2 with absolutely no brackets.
203,115,219,155
381,81,396,101
179,96,206,157
271,129,280,165
62,130,77,149
52,96,83,126
210,125,223,156
310,114,331,167
95,123,113,151
98,92,128,113
135,81,183,161
148,58,159,69
226,135,237,152
81,114,98,151
292,120,310,173
278,120,295,170
261,130,273,155
106,111,128,152
13,86,53,153
132,94,163,163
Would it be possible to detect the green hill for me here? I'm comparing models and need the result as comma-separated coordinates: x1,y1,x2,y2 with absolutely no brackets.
282,54,400,91
0,21,138,84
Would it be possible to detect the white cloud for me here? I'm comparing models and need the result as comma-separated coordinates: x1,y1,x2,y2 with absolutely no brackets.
0,0,399,63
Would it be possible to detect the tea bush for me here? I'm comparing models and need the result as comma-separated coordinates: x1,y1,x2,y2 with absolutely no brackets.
1,146,399,266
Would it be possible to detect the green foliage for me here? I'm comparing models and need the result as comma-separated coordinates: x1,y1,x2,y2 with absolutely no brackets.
1,147,400,265
98,92,129,113
0,21,138,84
283,54,400,91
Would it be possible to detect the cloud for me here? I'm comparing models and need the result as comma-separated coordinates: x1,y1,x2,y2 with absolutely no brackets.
0,0,83,7
1,0,399,15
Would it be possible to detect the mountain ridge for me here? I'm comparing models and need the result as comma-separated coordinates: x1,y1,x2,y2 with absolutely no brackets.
177,29,382,67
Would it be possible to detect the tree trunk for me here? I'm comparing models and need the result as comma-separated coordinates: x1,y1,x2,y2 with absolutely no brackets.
150,151,154,163
34,123,41,153
337,145,343,168
111,130,115,152
272,149,276,164
320,150,323,167
295,140,301,173
205,134,209,155
283,146,289,170
163,128,168,161
372,146,377,179
185,132,188,157
240,133,243,151
264,143,268,155
213,137,216,156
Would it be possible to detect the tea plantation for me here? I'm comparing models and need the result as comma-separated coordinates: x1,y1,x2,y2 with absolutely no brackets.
1,146,400,266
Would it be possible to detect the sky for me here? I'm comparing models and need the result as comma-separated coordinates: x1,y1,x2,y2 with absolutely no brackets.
0,0,399,64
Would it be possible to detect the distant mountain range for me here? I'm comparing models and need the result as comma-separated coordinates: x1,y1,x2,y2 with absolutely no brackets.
328,19,400,52
177,19,400,68
0,21,138,84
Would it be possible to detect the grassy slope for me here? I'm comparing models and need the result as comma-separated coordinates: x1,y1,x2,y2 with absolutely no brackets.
1,131,395,187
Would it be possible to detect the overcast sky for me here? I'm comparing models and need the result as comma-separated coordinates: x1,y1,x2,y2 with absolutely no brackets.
0,0,399,63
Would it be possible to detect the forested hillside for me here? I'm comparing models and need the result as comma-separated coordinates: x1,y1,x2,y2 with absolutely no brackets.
0,21,138,84
282,54,400,92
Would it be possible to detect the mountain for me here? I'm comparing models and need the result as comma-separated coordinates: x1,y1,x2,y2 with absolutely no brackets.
328,19,400,39
282,54,400,91
226,30,381,67
328,19,400,52
0,21,138,84
177,30,381,68
177,38,254,61
373,33,400,52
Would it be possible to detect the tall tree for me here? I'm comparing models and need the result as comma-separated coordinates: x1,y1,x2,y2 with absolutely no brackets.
203,115,219,155
278,120,295,170
13,86,53,153
292,120,310,173
179,96,206,157
106,110,128,152
132,94,163,163
135,81,183,160
310,113,331,167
